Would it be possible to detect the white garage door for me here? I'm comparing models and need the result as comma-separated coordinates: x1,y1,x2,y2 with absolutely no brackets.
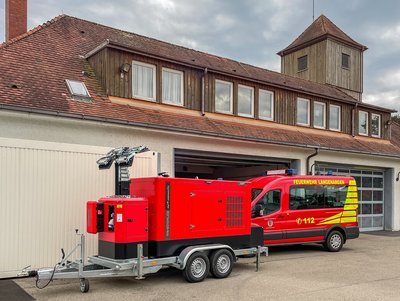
316,165,384,231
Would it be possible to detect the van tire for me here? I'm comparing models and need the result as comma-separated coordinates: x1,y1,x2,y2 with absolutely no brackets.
324,230,344,252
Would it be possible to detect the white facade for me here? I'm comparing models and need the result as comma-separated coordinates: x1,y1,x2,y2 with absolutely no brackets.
1,109,399,274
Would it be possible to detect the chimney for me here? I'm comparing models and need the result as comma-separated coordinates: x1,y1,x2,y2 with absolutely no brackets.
5,0,27,41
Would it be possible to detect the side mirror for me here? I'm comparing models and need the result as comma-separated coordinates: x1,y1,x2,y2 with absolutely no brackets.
251,204,263,218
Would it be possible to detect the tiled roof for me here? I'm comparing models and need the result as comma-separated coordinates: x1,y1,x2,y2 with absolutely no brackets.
0,15,399,158
278,15,367,56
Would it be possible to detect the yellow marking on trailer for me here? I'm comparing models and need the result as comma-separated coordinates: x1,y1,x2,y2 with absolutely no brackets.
151,261,157,265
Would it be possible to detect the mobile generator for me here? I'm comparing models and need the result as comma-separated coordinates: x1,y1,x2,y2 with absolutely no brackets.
33,146,267,293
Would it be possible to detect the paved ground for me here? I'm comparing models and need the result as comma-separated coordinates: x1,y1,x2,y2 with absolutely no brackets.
14,233,400,301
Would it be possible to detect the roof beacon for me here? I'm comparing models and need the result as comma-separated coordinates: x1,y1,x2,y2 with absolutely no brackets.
265,169,297,176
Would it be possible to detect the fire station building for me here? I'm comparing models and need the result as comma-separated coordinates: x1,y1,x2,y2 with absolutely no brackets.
1,1,400,273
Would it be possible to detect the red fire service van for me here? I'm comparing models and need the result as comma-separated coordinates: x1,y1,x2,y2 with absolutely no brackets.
249,169,359,252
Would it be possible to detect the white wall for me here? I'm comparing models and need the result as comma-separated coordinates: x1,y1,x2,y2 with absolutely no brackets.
0,110,399,274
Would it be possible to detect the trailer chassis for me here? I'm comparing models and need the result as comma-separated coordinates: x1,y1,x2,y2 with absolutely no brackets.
36,232,268,293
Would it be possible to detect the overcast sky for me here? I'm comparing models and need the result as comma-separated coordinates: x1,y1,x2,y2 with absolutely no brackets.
1,0,400,113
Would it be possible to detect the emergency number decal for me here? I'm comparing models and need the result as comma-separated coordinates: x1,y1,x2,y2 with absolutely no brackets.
296,217,315,225
117,213,123,222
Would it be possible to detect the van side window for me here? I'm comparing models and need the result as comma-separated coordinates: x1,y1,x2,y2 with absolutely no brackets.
289,185,348,210
253,190,281,216
252,188,263,200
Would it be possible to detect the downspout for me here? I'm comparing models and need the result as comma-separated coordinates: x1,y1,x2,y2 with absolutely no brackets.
306,148,319,175
352,102,359,137
201,67,208,116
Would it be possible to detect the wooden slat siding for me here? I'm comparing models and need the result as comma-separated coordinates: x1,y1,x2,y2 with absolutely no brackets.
87,48,108,94
281,40,327,84
90,48,391,139
326,39,362,96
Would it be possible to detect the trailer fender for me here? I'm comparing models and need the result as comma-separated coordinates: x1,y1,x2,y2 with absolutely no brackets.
177,244,234,270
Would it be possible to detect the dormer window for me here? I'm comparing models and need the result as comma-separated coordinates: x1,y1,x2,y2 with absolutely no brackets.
215,80,233,114
65,80,91,100
371,113,381,137
162,68,183,106
297,55,308,72
132,61,156,101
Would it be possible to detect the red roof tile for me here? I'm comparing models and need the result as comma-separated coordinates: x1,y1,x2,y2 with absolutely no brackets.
0,15,399,158
278,15,367,56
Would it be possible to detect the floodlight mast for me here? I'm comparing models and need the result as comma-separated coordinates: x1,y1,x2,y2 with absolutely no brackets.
96,146,149,195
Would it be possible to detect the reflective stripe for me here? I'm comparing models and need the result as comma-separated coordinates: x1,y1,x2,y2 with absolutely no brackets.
341,217,357,223
348,186,358,192
319,217,341,225
349,180,357,185
346,192,358,198
342,210,356,217
344,204,358,210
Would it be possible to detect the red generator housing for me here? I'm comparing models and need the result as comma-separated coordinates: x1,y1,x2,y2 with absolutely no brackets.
130,177,261,258
87,197,148,259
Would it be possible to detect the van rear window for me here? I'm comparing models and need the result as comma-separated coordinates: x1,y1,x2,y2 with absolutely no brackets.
289,185,348,210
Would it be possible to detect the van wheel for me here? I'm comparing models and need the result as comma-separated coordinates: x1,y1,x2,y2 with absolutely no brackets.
324,230,344,252
183,252,209,283
210,249,234,279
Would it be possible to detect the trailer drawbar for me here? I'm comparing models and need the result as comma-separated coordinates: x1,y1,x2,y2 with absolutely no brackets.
12,146,267,293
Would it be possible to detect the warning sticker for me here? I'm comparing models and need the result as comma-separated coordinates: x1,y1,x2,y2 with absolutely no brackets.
117,213,123,223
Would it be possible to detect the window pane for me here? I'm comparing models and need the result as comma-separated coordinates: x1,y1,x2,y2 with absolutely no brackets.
361,190,372,201
215,81,232,113
297,99,309,125
133,63,155,99
371,114,380,137
254,190,281,215
238,86,253,116
329,105,340,130
342,53,350,68
362,177,372,188
373,177,383,188
259,90,273,120
373,204,383,214
359,111,368,134
314,102,325,128
289,185,348,210
298,55,307,71
362,204,372,214
162,69,182,104
373,191,383,202
67,80,90,97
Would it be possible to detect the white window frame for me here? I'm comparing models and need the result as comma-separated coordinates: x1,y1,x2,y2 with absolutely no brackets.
237,84,254,117
258,89,274,121
162,67,184,106
296,97,310,126
132,61,157,102
371,113,381,138
359,110,369,136
329,104,341,131
215,79,233,114
65,79,91,98
313,101,326,129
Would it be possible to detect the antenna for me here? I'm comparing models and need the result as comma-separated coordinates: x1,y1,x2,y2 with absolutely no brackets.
312,0,315,21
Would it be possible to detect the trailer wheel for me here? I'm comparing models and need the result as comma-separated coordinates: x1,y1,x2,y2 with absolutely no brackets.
183,252,209,283
210,249,234,279
324,230,344,252
79,278,89,293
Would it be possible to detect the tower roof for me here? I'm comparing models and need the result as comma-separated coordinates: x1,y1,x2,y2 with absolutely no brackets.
278,15,367,56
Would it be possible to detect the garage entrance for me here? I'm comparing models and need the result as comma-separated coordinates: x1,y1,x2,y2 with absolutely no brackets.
316,164,386,232
174,149,296,181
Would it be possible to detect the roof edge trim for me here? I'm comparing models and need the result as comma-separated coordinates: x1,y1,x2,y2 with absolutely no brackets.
1,104,399,159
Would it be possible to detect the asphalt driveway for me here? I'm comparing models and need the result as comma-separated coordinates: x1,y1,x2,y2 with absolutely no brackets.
13,233,400,301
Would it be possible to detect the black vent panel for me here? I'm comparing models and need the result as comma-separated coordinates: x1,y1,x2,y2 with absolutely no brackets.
226,196,243,227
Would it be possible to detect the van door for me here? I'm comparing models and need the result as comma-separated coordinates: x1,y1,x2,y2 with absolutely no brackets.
251,189,285,244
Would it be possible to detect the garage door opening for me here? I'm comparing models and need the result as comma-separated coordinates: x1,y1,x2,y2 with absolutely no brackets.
174,149,295,181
